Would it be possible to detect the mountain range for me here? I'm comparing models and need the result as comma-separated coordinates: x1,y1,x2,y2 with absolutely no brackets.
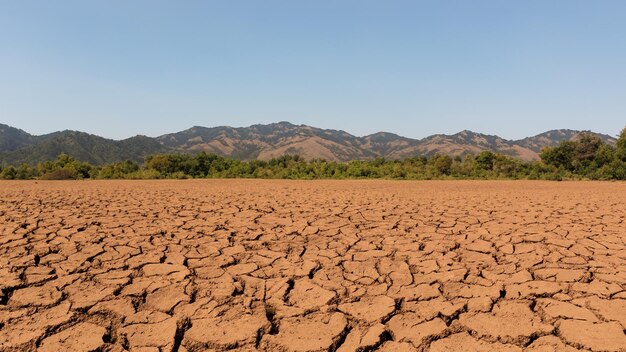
0,122,618,165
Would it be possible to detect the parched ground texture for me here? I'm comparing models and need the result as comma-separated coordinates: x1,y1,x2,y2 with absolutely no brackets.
0,180,625,352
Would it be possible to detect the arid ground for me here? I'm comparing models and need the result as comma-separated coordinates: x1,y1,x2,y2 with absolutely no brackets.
0,180,625,352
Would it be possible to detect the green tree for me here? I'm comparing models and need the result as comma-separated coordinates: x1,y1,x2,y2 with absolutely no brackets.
617,127,626,162
429,154,453,175
575,133,603,163
54,153,74,168
603,159,626,180
35,154,92,180
493,155,519,178
540,141,577,171
475,151,495,171
16,164,37,179
0,166,17,180
593,144,615,168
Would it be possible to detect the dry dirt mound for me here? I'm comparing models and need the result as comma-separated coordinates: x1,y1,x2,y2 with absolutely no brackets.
0,180,625,351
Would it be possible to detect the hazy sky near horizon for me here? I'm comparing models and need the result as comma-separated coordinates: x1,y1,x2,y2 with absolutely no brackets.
1,1,625,140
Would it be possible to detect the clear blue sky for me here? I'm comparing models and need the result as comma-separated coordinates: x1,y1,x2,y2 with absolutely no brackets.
1,1,625,140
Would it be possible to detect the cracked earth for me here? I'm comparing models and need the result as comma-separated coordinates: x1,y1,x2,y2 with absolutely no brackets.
0,180,625,352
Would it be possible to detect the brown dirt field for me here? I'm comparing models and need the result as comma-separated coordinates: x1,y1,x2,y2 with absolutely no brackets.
0,180,625,352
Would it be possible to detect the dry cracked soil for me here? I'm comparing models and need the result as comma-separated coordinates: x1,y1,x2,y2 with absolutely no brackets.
0,180,625,352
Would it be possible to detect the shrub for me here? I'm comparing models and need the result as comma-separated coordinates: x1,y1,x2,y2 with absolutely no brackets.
40,168,78,180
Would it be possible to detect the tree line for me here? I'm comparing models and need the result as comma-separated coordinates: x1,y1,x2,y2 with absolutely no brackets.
1,128,625,181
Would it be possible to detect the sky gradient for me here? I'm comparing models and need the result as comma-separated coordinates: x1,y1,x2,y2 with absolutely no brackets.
1,1,625,140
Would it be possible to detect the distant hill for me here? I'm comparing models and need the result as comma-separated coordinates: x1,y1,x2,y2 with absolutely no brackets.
0,124,38,152
156,122,376,161
0,121,618,165
0,130,171,165
515,129,617,152
155,122,617,162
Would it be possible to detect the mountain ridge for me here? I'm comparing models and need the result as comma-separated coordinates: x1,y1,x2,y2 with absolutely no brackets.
0,121,618,165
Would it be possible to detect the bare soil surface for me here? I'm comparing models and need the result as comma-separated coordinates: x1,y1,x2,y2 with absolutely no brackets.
0,180,625,352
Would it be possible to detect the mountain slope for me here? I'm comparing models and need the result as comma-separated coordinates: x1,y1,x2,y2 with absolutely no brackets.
0,122,619,164
0,124,38,152
159,124,615,162
514,129,617,153
382,130,536,160
1,131,172,165
156,122,376,161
